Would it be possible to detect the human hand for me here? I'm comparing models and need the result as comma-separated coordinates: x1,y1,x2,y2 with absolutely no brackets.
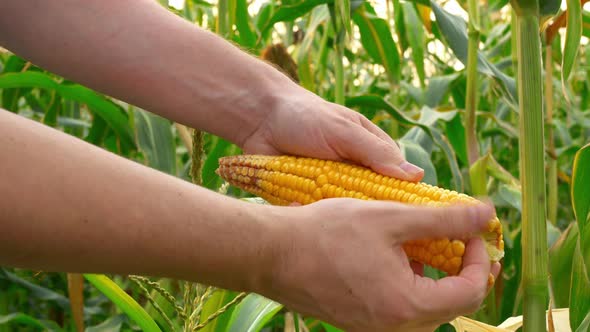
256,199,501,332
240,90,424,182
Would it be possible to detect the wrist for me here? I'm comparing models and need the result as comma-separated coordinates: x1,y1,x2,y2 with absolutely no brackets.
243,204,295,295
235,68,313,148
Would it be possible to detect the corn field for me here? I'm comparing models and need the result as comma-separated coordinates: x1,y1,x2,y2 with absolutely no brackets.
1,0,589,331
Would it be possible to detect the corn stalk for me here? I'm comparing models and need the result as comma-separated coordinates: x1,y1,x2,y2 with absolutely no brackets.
511,0,549,328
545,41,558,225
465,0,481,166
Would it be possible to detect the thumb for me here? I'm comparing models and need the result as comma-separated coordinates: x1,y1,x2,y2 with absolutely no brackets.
394,203,496,242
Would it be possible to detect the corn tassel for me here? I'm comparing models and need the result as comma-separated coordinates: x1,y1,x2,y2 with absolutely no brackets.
216,154,504,280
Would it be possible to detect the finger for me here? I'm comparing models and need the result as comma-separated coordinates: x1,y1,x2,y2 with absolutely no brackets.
394,203,496,242
487,262,502,290
413,238,491,316
357,116,425,182
358,114,397,146
333,123,423,182
491,262,501,280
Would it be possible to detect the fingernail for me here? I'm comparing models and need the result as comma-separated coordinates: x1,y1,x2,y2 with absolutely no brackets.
400,162,424,177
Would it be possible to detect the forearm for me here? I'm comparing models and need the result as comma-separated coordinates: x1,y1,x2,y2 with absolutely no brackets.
0,109,278,291
0,0,298,146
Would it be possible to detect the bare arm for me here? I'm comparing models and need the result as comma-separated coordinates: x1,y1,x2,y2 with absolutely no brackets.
0,0,424,180
0,110,498,331
0,0,290,147
0,109,277,291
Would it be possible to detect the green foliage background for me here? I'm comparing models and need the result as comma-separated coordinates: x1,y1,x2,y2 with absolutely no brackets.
1,0,590,330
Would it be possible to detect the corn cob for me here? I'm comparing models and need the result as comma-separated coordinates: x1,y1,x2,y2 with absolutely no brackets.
216,154,504,278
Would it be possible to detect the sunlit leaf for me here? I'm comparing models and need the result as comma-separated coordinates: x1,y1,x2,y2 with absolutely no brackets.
0,72,135,149
469,154,488,196
353,2,401,85
134,109,177,175
203,136,236,189
226,294,282,332
445,113,468,166
549,222,579,308
0,55,29,112
570,238,590,332
572,144,590,231
582,11,590,39
402,2,426,85
346,95,463,190
497,184,522,212
399,139,438,185
84,274,161,332
86,314,127,332
335,0,352,38
200,290,241,332
430,0,518,107
561,0,582,99
416,4,433,32
321,322,344,331
393,0,409,52
425,74,460,107
235,0,258,48
262,0,329,33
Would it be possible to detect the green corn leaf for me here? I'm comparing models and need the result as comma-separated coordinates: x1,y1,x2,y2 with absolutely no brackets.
200,290,241,332
255,2,274,35
134,109,177,175
262,0,329,34
86,314,127,332
0,71,135,149
399,139,438,185
335,0,352,38
352,2,401,85
321,322,345,331
297,5,329,63
561,0,582,99
0,313,61,331
496,184,522,212
296,5,330,91
549,222,579,308
0,55,29,112
85,115,109,146
424,74,460,108
235,0,258,49
569,238,590,332
540,0,562,18
202,136,235,189
430,0,518,107
84,274,161,332
582,11,590,39
346,95,463,190
0,269,70,310
226,294,282,332
572,144,590,231
499,230,523,320
469,153,489,196
402,2,426,86
576,311,590,332
445,113,468,166
393,0,409,52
